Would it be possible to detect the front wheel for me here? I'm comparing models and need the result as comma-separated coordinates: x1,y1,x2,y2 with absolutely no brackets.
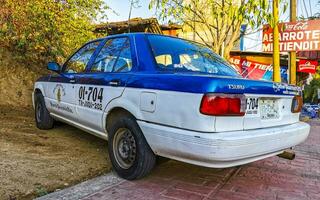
34,92,54,130
108,113,156,180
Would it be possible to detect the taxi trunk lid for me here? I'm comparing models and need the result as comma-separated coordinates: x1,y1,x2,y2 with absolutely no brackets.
200,76,302,132
242,94,300,130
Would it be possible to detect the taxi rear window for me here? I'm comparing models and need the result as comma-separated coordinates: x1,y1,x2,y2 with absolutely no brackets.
147,35,240,77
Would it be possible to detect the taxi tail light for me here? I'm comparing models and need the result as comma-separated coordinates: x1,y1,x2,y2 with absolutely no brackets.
291,96,303,113
200,94,246,116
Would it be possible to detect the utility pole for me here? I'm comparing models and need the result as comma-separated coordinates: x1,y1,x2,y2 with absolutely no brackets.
289,0,297,85
273,0,281,83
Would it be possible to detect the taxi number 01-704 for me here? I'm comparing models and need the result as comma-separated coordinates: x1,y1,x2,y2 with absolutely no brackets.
78,86,104,110
246,97,259,114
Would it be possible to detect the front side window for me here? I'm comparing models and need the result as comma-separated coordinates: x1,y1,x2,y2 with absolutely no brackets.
91,37,132,73
148,35,240,77
63,41,100,73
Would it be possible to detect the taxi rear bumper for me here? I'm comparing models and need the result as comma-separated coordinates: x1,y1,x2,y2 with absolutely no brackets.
138,121,310,168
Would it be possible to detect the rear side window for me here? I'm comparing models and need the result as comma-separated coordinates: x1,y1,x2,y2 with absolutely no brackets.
155,54,172,66
91,37,132,73
148,35,240,77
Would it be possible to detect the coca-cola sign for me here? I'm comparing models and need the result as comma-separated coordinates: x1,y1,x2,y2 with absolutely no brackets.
284,21,308,31
262,19,320,52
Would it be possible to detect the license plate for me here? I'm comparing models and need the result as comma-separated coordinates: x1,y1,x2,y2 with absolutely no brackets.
260,99,279,120
246,97,259,115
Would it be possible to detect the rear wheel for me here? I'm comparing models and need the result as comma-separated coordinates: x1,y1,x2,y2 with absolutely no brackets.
156,156,170,165
108,112,156,180
34,92,54,130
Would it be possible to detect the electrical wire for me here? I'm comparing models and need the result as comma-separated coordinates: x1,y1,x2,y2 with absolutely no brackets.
308,0,313,16
298,0,305,19
302,0,309,18
297,0,300,18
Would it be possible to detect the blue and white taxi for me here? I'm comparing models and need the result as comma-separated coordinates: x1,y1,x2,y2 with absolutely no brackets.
33,33,310,180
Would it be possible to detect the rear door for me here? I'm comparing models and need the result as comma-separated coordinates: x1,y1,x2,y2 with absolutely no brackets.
74,37,134,133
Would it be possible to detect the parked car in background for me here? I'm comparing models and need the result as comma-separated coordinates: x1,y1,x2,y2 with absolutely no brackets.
311,104,319,112
33,33,310,180
303,104,319,118
303,104,319,112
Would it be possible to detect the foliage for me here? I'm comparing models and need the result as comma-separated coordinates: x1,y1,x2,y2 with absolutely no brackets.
304,78,320,103
0,0,108,65
304,68,320,103
150,0,286,58
35,184,48,197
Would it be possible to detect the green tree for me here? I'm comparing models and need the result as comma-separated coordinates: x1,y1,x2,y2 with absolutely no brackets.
0,0,108,64
304,67,320,103
304,78,320,103
150,0,285,58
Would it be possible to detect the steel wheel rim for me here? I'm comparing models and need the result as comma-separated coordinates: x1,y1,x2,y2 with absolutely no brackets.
113,128,136,169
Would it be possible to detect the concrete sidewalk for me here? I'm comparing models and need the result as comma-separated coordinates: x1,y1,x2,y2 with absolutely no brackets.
38,120,320,200
36,173,123,200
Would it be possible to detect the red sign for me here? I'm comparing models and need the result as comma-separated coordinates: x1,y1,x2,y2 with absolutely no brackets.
263,20,320,52
298,59,318,73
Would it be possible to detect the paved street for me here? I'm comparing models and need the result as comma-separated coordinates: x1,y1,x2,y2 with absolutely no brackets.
39,120,320,200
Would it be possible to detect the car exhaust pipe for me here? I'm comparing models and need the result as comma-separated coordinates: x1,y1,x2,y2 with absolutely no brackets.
277,149,295,160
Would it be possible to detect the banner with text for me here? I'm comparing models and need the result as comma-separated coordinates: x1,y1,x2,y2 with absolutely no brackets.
229,56,288,82
262,19,320,52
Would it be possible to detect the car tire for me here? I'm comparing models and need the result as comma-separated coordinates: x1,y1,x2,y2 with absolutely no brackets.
34,92,54,130
107,112,156,180
156,156,170,165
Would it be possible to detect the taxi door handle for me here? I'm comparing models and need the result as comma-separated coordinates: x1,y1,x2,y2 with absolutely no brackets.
69,76,76,84
109,80,121,87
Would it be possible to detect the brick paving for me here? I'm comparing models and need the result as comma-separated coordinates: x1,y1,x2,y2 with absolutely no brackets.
40,120,320,200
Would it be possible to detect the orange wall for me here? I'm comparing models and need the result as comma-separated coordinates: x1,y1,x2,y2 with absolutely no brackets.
162,29,179,36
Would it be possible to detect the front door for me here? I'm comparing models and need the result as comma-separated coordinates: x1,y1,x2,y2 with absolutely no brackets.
45,74,77,121
45,40,101,122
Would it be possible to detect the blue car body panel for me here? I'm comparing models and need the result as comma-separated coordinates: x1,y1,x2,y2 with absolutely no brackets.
36,33,301,96
125,73,300,95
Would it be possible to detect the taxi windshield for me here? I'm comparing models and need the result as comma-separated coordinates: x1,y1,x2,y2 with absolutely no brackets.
147,35,240,77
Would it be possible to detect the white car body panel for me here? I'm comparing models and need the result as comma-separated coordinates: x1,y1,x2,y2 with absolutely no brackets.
34,80,310,168
138,120,310,168
75,84,125,133
44,82,77,122
117,88,216,132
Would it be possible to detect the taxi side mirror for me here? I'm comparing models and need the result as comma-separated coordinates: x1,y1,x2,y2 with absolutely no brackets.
47,62,61,73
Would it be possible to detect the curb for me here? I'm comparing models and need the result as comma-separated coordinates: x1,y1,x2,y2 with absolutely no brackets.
36,172,124,200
